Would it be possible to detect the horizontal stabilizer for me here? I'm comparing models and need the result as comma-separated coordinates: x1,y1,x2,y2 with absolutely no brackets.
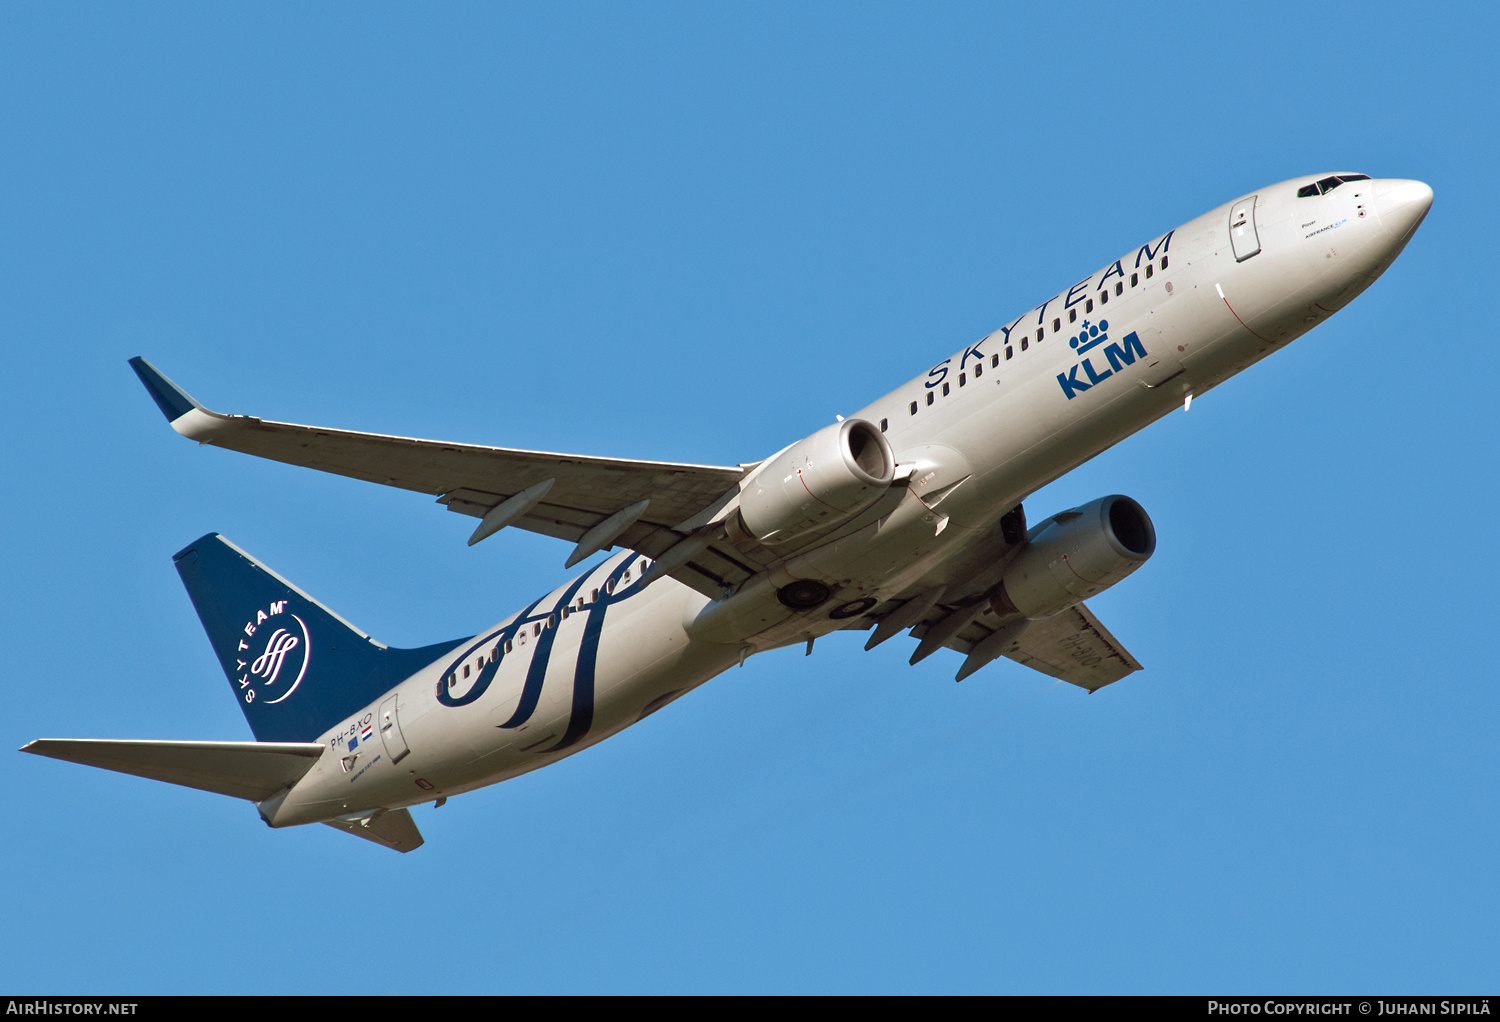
323,808,424,853
21,739,324,802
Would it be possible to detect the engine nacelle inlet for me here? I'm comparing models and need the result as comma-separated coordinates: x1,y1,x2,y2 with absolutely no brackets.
994,494,1156,619
739,418,895,546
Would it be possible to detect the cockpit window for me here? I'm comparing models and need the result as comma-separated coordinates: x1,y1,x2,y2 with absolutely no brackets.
1298,173,1369,198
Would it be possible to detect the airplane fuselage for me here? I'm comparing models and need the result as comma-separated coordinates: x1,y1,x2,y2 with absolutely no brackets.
270,173,1431,827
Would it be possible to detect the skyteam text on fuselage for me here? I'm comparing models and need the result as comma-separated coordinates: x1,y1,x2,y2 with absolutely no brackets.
25,173,1434,852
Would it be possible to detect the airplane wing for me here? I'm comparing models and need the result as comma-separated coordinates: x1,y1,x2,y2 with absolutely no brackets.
997,604,1142,691
129,357,760,598
906,601,1142,692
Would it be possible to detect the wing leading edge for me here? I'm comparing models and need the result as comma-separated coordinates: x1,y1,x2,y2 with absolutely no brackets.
128,357,756,596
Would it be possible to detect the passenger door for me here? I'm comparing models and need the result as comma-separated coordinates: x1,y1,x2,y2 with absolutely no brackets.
1229,196,1261,262
378,694,410,764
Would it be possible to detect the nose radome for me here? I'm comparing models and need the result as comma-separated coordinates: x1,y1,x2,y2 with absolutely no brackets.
1372,179,1434,242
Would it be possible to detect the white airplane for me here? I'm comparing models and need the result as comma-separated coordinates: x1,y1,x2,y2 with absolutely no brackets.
25,173,1432,852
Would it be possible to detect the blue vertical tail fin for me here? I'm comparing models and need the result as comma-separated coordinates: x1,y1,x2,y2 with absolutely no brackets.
173,534,462,742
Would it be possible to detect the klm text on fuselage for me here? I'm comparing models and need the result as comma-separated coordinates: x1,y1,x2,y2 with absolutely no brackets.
1056,322,1147,400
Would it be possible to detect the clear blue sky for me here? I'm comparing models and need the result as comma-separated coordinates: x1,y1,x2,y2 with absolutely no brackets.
2,2,1494,994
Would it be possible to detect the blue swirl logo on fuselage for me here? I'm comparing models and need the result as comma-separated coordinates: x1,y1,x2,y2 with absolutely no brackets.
434,553,647,753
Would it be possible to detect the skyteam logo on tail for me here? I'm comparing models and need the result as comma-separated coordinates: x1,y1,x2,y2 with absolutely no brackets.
233,600,310,704
1056,319,1148,400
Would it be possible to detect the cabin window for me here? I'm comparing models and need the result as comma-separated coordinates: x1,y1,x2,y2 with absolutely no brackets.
1115,282,1124,296
562,605,571,619
973,362,982,378
1160,255,1169,270
1145,263,1154,279
991,353,999,368
532,623,541,636
1036,328,1043,342
1068,309,1077,323
1005,346,1013,360
622,571,631,584
463,664,470,679
1130,273,1139,287
476,657,485,671
1085,298,1094,313
577,597,585,611
879,418,888,431
504,639,513,653
590,589,598,602
941,382,950,396
547,614,556,629
909,401,918,415
958,373,966,387
518,631,527,646
1021,338,1029,352
1051,318,1060,332
926,391,934,406
1099,290,1108,305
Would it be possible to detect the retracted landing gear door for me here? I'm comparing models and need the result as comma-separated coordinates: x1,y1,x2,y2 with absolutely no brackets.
378,694,410,764
1229,196,1261,262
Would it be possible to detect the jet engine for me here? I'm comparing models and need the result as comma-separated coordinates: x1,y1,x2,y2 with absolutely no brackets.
993,494,1156,619
739,418,895,546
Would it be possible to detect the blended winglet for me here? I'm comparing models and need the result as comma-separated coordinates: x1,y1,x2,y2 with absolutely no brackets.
128,356,201,423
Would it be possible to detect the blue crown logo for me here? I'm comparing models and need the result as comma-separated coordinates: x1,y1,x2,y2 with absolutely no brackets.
1069,319,1109,354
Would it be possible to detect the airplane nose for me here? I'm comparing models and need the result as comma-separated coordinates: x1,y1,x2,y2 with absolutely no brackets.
1372,179,1433,242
